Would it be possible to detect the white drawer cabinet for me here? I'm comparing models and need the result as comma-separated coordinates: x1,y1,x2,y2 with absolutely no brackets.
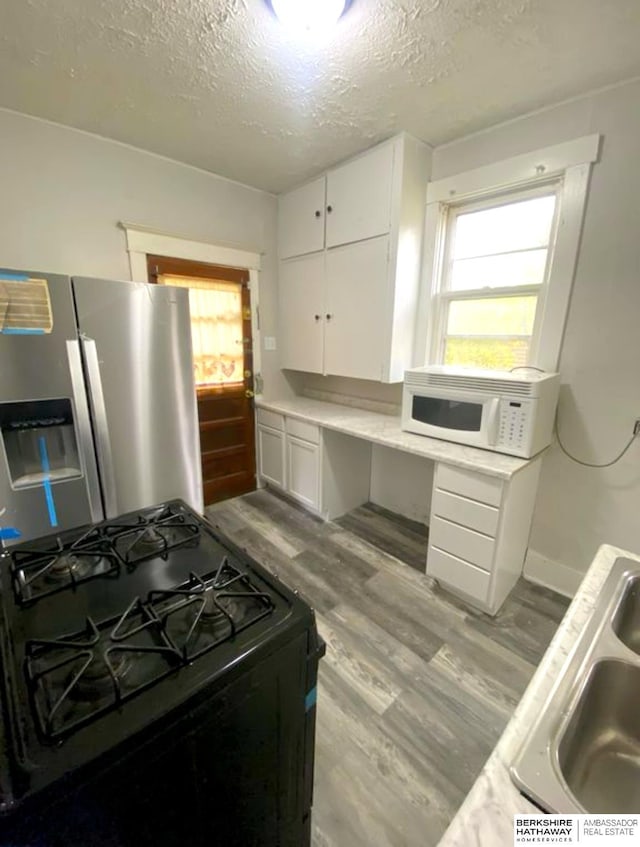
427,459,542,615
277,133,431,383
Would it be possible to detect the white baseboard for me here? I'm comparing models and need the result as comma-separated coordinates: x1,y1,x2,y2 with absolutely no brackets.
523,549,584,598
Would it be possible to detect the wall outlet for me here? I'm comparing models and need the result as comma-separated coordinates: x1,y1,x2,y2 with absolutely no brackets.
264,336,277,351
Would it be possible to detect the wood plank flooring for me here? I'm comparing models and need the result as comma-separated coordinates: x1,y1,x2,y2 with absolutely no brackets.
205,490,569,847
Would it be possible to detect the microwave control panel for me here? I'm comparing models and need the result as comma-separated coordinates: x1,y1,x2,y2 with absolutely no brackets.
497,399,533,449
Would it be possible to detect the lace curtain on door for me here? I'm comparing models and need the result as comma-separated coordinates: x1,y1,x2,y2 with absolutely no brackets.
158,274,244,387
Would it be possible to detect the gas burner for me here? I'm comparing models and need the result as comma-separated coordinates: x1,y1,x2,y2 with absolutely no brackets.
10,530,120,605
149,559,275,661
71,652,131,702
108,505,200,566
46,553,100,583
25,604,180,740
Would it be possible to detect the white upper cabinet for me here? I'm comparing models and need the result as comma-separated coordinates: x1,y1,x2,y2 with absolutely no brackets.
278,177,326,260
325,143,394,248
277,134,431,383
278,251,325,374
324,237,389,380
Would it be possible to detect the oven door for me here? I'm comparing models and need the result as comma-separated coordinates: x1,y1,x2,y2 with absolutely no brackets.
401,387,500,448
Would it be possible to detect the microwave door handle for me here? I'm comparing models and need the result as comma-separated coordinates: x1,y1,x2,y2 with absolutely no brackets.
81,336,119,519
486,398,501,446
66,340,104,523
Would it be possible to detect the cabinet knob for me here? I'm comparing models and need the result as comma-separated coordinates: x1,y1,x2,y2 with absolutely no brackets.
314,210,321,218
326,205,333,214
326,313,332,321
314,314,321,321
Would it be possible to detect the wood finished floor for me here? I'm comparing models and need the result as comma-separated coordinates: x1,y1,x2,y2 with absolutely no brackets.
205,490,569,847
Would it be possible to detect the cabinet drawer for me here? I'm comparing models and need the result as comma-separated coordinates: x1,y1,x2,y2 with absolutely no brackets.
427,547,491,604
431,489,499,537
429,516,495,571
286,417,320,444
436,464,503,507
256,408,285,432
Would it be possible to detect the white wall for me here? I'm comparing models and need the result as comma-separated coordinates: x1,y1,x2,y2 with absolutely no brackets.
431,78,640,587
0,107,291,400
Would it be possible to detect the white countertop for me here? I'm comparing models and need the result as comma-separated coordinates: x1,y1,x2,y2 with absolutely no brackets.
256,397,533,480
437,542,640,847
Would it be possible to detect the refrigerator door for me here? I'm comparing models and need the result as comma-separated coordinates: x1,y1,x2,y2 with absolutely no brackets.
72,277,203,516
0,270,101,544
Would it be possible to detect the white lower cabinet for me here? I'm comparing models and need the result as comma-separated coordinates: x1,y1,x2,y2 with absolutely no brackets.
426,460,542,615
286,436,320,511
256,410,321,514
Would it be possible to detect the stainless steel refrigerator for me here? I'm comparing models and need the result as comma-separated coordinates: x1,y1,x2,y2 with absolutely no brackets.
0,269,203,546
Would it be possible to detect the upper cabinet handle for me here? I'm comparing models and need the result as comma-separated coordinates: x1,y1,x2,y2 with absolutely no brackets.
326,205,333,213
315,210,321,218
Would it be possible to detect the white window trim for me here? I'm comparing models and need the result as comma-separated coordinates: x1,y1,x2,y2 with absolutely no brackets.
119,222,263,390
419,134,599,372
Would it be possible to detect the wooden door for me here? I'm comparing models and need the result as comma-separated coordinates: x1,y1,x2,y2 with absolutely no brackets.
325,142,394,248
147,256,256,506
277,177,326,259
278,252,325,373
324,236,389,381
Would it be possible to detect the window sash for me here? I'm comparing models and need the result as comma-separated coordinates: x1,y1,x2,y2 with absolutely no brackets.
430,182,560,369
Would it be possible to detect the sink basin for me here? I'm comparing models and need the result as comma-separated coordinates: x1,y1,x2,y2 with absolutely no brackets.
511,557,640,813
613,576,640,655
558,660,640,813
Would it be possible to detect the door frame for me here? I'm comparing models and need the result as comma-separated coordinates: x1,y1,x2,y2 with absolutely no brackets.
120,223,263,393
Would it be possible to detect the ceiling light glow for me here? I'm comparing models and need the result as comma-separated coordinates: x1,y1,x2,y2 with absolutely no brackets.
270,0,348,34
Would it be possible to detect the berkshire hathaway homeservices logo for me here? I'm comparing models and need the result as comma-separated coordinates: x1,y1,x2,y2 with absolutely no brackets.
514,815,639,845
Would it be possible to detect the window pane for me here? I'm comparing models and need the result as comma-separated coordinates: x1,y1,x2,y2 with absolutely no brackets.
450,248,547,291
446,296,537,337
444,337,530,370
159,274,244,387
453,195,556,259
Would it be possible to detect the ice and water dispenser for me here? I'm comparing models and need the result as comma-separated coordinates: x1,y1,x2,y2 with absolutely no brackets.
0,399,82,489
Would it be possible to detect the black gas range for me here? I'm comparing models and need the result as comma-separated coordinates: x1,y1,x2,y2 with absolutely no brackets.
0,500,324,846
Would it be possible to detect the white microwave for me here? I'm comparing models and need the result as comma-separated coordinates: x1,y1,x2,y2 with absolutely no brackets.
401,366,560,458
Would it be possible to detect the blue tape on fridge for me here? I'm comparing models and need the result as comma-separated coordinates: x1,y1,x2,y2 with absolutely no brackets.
38,436,59,528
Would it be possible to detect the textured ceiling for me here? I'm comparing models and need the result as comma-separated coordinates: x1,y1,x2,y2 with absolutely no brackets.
1,1,640,192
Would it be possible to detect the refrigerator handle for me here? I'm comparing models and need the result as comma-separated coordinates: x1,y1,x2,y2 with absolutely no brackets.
80,336,119,519
66,340,105,523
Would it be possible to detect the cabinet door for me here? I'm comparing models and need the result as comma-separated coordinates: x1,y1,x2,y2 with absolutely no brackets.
278,177,326,259
278,252,325,374
325,144,394,248
286,435,320,511
324,236,389,381
257,425,285,488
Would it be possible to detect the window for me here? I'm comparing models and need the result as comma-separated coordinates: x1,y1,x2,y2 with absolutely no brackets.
436,186,559,370
422,135,599,372
158,275,244,387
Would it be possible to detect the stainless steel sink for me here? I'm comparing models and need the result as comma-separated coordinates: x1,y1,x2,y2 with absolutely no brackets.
613,576,640,655
511,557,640,813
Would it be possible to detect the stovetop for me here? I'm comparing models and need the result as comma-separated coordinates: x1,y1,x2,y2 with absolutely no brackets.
0,501,301,753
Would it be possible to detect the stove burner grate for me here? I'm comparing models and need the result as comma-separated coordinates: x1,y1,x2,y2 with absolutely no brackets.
24,556,276,741
10,527,120,605
107,504,201,566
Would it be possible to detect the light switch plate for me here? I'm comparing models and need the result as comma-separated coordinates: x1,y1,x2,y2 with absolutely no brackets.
264,336,277,351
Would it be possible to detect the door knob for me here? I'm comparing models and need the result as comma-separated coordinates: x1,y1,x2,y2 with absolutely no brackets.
245,389,255,399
